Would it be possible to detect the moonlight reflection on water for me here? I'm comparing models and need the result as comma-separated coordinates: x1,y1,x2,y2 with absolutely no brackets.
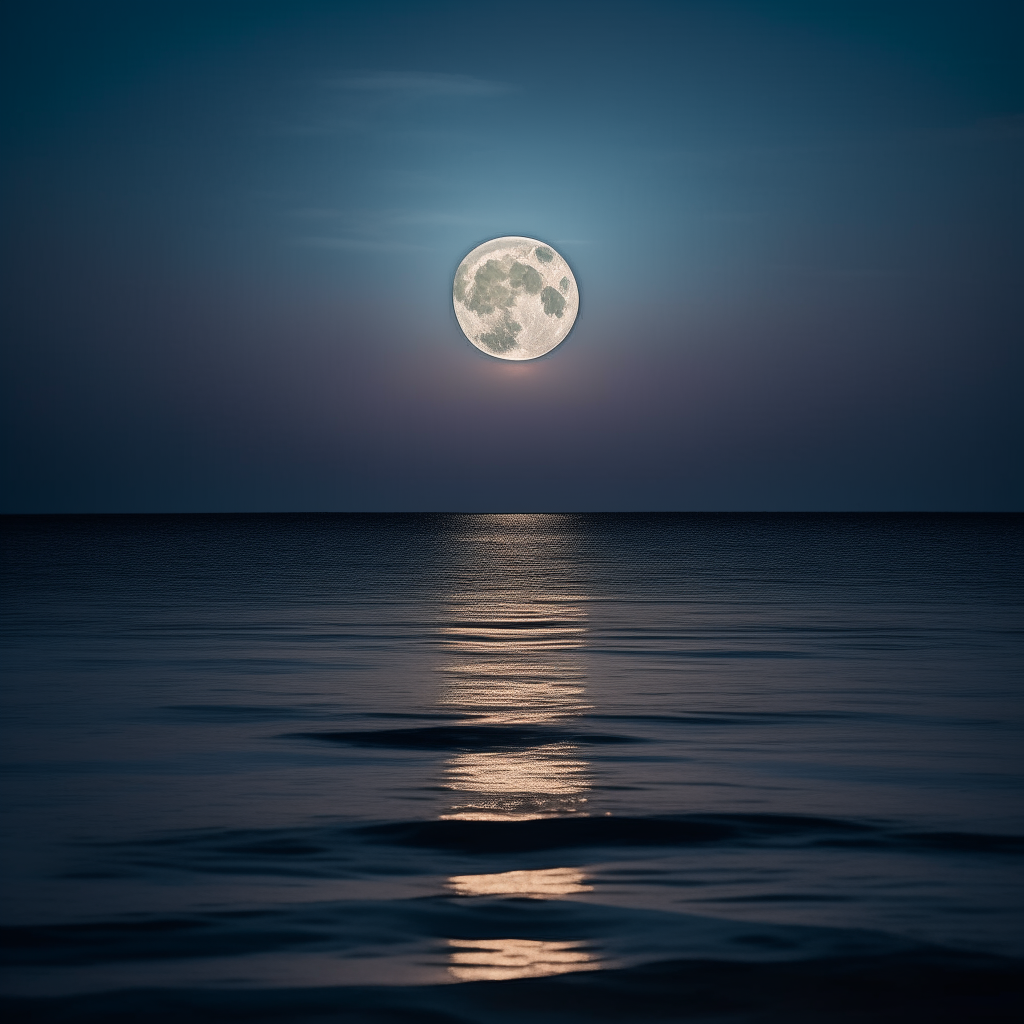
436,516,597,979
437,518,591,821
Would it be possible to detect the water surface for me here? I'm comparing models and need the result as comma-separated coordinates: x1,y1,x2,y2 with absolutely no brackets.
1,513,1021,1019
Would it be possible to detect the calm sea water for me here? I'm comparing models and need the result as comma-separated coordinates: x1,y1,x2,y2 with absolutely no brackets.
1,514,1022,1021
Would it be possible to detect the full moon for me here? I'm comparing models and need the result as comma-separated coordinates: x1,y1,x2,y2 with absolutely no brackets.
453,237,579,360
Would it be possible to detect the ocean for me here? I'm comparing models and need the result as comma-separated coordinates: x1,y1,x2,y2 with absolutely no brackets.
1,513,1021,1021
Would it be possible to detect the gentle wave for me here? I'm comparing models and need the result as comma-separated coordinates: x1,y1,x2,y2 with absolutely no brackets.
297,726,644,750
3,945,1020,1022
83,815,1024,881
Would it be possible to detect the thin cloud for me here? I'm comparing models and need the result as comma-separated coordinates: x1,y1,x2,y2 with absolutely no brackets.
293,236,431,253
290,207,482,229
328,72,514,98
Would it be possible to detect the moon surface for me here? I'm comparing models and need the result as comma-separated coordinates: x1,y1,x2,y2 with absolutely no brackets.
453,237,579,360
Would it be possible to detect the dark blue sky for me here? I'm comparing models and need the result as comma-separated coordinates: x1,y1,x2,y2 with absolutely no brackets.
2,1,1021,511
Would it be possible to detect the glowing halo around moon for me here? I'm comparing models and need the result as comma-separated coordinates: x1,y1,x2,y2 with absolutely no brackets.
453,237,579,360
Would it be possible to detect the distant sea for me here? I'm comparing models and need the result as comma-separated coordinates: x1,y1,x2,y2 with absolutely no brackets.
1,513,1022,1022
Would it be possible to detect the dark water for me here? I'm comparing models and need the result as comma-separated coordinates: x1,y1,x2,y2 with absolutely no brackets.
1,513,1022,1021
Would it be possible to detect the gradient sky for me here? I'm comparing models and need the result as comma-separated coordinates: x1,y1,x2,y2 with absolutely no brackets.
2,0,1021,511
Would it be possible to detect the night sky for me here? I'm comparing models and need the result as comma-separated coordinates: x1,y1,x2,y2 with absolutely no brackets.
2,1,1021,512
